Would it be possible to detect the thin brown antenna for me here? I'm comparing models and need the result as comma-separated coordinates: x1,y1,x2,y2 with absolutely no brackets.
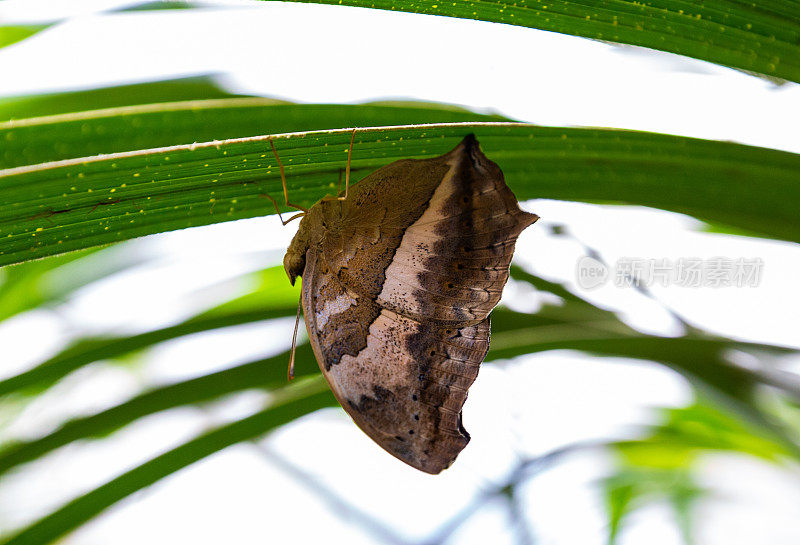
287,294,303,381
267,138,308,224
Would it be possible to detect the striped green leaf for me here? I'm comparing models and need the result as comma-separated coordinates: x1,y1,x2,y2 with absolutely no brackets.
284,0,800,83
3,120,799,269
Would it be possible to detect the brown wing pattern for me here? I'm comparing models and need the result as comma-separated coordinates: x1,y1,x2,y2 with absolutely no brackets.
291,135,537,473
303,247,490,473
376,138,538,324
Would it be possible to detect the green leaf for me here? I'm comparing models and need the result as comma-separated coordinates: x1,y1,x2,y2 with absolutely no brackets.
0,99,507,169
283,0,800,83
200,265,302,316
604,400,800,544
0,377,336,545
3,121,799,269
0,302,297,398
0,25,49,50
112,1,197,11
603,466,704,545
490,322,800,453
0,344,321,478
0,249,93,322
615,402,797,466
501,267,800,455
0,245,145,323
0,76,252,122
0,263,299,399
606,478,636,544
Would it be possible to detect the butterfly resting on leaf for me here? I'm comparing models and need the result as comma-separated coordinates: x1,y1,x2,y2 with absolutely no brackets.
271,133,537,474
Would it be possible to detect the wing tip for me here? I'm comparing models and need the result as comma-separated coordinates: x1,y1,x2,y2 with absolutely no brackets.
521,211,540,228
461,132,479,148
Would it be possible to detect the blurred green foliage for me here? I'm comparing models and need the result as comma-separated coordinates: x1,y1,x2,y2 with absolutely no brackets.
1,2,799,545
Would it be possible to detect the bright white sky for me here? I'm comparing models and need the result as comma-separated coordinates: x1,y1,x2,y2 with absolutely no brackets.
0,2,799,545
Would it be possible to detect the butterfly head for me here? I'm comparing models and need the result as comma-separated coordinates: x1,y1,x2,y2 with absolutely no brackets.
284,216,311,285
283,250,305,286
283,205,322,285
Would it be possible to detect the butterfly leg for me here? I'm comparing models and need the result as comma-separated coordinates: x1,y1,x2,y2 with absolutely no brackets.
323,128,357,202
338,128,356,201
287,294,303,380
268,138,309,223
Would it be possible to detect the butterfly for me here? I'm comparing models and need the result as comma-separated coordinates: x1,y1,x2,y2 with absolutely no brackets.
272,132,537,473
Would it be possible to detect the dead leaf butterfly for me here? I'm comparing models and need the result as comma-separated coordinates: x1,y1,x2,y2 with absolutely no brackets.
269,132,537,473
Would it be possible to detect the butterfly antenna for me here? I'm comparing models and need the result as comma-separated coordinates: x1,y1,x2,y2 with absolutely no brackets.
338,128,356,201
287,294,303,381
269,138,308,225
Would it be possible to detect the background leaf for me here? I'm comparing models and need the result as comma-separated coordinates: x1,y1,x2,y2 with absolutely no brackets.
0,75,251,122
0,99,508,168
0,25,49,50
2,3,799,543
0,378,336,545
1,263,796,507
283,0,800,83
604,400,800,544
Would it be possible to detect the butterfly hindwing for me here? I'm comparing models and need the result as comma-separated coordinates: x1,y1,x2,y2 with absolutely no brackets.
302,247,489,473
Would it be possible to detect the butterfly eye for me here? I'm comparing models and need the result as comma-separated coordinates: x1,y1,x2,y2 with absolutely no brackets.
429,350,436,357
446,283,454,289
456,263,464,270
461,196,470,204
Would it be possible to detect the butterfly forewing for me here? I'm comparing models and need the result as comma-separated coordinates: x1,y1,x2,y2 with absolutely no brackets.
376,143,536,324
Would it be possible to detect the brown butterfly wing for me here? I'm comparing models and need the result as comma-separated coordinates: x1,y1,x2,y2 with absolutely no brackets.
373,137,537,324
293,135,537,473
302,247,490,474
